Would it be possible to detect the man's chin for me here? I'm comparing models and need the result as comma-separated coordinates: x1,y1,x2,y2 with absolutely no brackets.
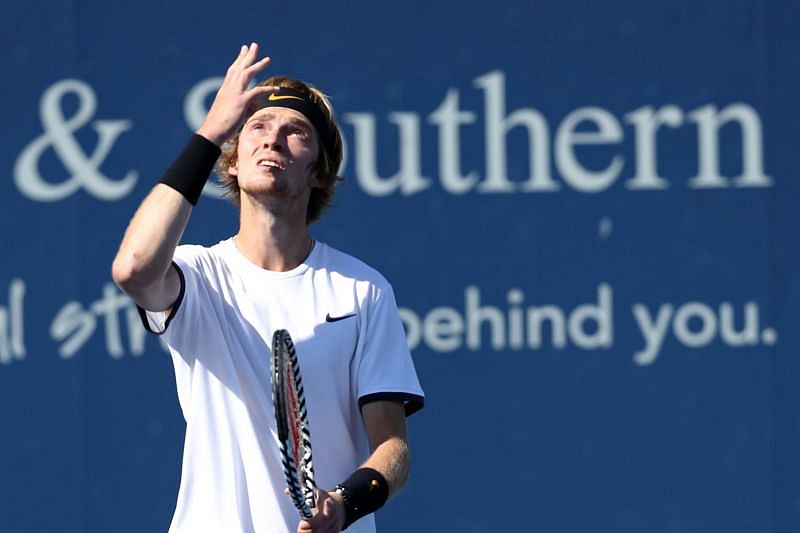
240,180,284,197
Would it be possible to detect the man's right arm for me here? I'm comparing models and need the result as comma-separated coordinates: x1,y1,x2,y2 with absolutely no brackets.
112,42,277,313
111,184,191,312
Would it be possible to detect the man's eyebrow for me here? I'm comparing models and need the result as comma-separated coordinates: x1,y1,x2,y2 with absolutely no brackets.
244,112,274,125
284,116,314,131
245,112,312,129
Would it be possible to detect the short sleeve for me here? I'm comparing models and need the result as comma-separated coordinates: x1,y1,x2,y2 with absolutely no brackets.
354,283,425,416
136,245,208,344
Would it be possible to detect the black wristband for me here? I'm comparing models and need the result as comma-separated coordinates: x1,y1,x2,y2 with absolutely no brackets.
158,134,221,206
334,468,389,530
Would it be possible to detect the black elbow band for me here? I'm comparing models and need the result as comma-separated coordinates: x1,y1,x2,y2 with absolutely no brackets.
335,468,389,530
158,134,221,206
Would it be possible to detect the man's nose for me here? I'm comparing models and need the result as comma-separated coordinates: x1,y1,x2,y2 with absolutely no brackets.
262,127,283,150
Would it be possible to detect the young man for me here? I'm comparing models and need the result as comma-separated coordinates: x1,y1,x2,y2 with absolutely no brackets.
112,43,424,533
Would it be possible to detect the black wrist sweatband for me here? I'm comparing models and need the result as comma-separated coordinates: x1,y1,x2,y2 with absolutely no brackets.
158,134,221,206
335,468,389,530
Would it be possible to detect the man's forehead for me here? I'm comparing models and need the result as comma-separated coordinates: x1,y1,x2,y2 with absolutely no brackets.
246,107,312,126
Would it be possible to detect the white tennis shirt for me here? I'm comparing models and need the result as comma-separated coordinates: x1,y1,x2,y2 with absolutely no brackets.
141,238,424,533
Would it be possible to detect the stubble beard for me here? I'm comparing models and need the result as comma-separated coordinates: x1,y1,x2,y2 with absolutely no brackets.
239,172,311,221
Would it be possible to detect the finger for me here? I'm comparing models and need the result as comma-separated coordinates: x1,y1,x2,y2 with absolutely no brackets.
235,46,266,86
249,85,280,99
298,518,324,533
300,507,327,529
311,500,337,532
245,55,272,74
233,44,249,64
323,499,341,531
244,85,280,114
297,518,323,533
322,497,334,517
244,41,260,65
226,44,250,76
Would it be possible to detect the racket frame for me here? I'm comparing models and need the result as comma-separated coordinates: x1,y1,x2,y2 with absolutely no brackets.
271,329,317,519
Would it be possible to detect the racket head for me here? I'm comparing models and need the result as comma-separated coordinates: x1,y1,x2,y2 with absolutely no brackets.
271,329,317,518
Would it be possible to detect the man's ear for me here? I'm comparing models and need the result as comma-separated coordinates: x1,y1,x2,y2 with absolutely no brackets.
228,161,238,176
308,160,324,188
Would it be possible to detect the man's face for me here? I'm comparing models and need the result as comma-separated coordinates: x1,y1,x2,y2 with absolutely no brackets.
229,107,321,207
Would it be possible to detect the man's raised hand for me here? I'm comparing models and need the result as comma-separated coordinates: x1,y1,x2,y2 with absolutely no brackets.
197,42,278,146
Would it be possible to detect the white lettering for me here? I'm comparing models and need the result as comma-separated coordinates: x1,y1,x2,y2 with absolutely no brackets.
624,105,683,190
15,80,137,202
343,112,431,196
91,283,139,358
527,305,567,350
556,108,624,193
51,301,97,359
428,89,479,194
423,307,464,352
399,308,422,350
51,282,147,359
507,289,525,350
688,104,772,188
0,279,26,365
473,70,558,193
183,77,223,131
16,75,772,203
568,283,613,348
672,302,717,347
402,284,615,354
465,285,505,350
344,74,772,197
719,302,759,346
632,304,674,366
631,300,765,365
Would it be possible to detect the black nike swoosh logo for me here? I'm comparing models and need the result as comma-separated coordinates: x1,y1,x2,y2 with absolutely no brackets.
326,313,356,322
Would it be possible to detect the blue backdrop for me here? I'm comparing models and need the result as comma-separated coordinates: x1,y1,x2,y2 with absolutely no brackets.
2,1,798,531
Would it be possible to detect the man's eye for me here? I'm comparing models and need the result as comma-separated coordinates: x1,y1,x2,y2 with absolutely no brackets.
291,129,308,138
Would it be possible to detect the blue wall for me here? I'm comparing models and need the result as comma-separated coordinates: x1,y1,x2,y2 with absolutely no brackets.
2,1,798,531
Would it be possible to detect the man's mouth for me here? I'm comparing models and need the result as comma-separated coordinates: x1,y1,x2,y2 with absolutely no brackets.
257,159,285,171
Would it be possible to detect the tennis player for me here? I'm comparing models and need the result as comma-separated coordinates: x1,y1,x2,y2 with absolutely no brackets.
112,42,424,533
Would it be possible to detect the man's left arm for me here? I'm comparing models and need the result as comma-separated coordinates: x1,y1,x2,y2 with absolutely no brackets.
359,400,410,498
298,401,410,532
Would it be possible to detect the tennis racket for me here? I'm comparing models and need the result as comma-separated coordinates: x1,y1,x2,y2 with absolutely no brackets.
270,329,317,519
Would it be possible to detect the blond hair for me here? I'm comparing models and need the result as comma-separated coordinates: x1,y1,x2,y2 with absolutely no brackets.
216,76,344,224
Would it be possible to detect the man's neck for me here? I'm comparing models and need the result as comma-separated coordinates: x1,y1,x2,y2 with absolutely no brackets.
235,202,313,272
